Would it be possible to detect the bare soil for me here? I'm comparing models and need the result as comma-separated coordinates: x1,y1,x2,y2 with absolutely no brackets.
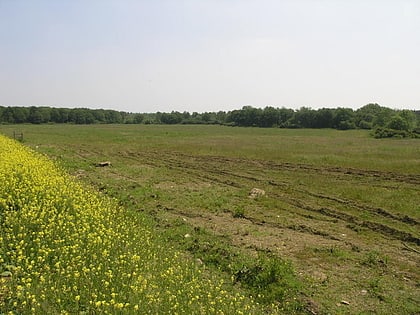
77,148,420,314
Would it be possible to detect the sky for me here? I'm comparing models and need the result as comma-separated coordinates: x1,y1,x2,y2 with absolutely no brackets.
0,0,419,113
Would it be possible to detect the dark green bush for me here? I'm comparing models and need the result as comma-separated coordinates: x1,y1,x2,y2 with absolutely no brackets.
372,127,416,139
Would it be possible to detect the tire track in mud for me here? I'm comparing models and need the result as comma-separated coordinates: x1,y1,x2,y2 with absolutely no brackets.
156,152,419,228
302,191,420,226
283,197,420,246
265,179,420,228
118,150,420,246
165,152,420,186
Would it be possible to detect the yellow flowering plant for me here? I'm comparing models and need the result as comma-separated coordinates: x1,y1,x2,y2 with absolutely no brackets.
0,135,263,314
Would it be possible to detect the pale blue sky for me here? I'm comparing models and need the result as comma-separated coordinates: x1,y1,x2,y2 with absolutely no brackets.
1,0,419,112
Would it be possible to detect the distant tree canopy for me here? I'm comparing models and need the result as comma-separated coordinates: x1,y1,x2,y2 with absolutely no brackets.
0,104,419,138
0,107,133,125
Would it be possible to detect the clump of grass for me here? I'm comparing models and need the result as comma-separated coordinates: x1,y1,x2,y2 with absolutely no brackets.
313,246,349,259
161,218,305,313
231,253,303,311
362,250,388,267
0,135,263,314
233,206,246,218
368,277,388,302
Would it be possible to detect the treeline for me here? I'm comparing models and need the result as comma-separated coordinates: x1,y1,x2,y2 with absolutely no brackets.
224,104,420,138
1,104,419,137
0,106,142,124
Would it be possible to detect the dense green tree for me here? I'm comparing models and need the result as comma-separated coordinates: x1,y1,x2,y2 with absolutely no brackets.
28,106,51,124
372,107,394,127
356,103,396,129
291,107,317,128
92,109,106,123
12,107,29,123
313,108,334,128
332,108,356,130
215,111,227,123
201,112,212,123
104,110,123,123
1,107,16,123
0,107,29,123
160,111,183,124
356,105,374,128
414,111,420,132
182,111,191,120
49,108,61,123
227,106,263,126
56,108,70,123
398,110,417,130
260,106,279,127
133,113,144,124
387,115,410,131
278,107,295,127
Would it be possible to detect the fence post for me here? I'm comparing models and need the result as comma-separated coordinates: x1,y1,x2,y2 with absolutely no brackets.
13,131,24,142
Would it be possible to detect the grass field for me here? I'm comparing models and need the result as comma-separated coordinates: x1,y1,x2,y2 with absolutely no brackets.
1,124,419,314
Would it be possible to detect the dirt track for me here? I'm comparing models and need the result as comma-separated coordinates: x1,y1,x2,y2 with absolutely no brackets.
114,149,419,245
75,147,420,313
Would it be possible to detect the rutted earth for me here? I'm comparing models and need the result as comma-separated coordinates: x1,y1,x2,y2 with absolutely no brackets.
75,148,420,313
117,150,419,243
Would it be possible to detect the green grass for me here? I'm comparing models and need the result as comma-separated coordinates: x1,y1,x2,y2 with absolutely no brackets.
0,135,267,314
3,124,419,172
1,124,419,314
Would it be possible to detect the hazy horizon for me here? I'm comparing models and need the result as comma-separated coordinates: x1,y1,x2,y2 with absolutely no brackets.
1,0,419,112
0,102,417,115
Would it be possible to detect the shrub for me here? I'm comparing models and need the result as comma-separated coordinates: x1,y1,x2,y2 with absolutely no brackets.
373,127,413,139
231,254,303,310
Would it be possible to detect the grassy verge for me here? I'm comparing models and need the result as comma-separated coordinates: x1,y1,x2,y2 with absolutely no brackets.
0,134,270,314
